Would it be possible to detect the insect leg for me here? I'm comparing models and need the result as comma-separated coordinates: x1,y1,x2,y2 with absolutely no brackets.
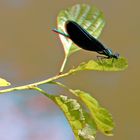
97,55,108,64
110,57,115,66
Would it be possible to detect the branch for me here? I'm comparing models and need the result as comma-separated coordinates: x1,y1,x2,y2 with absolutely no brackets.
0,70,74,94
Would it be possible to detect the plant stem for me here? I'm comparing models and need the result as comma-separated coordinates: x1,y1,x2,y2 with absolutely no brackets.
33,87,52,99
0,69,74,94
50,81,77,96
59,56,68,74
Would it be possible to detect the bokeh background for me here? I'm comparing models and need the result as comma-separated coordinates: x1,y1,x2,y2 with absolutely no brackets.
0,0,139,140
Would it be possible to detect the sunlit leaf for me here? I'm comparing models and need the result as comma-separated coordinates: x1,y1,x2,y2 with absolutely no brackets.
70,57,128,72
0,78,11,87
52,95,97,140
69,89,115,136
57,4,105,56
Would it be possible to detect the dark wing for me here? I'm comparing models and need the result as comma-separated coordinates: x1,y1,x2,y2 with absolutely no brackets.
65,20,106,52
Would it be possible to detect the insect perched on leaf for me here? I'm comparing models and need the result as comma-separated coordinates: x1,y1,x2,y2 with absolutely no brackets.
52,20,119,59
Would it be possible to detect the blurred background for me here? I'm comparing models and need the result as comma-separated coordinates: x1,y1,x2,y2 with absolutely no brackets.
0,0,139,140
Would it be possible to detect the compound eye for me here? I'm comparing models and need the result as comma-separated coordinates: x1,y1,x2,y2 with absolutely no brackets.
115,52,120,58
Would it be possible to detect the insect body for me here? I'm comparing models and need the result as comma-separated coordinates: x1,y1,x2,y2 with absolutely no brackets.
52,20,119,59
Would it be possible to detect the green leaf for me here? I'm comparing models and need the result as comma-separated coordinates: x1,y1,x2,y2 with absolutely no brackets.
57,4,105,56
34,87,97,140
0,78,11,87
46,82,115,136
52,95,97,140
69,89,115,136
70,57,128,72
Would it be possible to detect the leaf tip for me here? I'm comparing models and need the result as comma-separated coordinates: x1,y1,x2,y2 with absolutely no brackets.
0,78,11,87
